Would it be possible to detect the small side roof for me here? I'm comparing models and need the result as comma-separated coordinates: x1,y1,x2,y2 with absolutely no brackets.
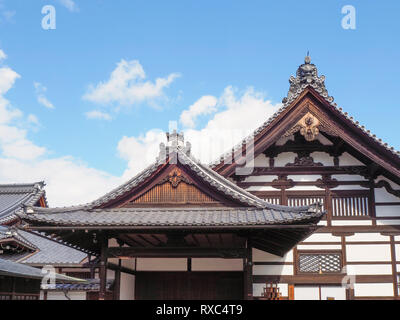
0,257,86,283
0,182,47,225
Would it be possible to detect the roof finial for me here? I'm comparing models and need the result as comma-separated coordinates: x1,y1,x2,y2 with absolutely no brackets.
305,51,311,64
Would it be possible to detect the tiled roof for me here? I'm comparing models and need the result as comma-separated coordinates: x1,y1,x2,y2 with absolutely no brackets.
21,206,324,228
0,226,88,265
52,279,114,291
0,182,47,225
210,56,400,168
0,257,86,282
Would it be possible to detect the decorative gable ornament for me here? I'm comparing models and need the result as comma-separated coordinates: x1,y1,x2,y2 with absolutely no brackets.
282,55,334,105
284,112,321,142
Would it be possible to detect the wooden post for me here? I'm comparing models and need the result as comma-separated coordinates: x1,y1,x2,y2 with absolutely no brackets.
99,234,108,300
113,259,121,300
243,238,253,300
390,236,398,298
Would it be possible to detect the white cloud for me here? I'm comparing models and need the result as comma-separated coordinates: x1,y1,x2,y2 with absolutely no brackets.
117,86,281,177
0,49,6,61
83,59,180,107
180,95,218,128
0,50,121,206
58,0,79,12
34,82,55,109
85,110,112,121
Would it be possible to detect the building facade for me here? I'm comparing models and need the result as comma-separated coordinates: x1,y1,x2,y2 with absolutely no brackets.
19,56,400,300
211,56,400,300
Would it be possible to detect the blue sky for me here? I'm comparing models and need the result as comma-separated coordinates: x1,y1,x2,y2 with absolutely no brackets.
0,0,399,205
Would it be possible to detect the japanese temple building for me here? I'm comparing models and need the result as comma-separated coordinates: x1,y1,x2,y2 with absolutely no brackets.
20,56,400,300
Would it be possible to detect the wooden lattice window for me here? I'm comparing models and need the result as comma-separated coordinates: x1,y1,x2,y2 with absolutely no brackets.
264,196,281,205
331,191,369,218
288,196,325,211
297,251,342,274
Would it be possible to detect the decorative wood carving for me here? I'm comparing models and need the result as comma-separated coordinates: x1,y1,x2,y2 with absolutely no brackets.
285,155,323,167
271,175,295,190
316,175,339,189
162,168,190,188
284,112,321,142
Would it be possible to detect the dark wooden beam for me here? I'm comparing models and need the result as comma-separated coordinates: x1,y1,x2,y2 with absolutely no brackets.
98,234,108,300
107,247,246,259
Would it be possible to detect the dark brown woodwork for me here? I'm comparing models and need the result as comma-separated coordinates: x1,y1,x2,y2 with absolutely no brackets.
99,234,108,300
107,247,246,259
390,236,399,298
213,88,400,185
135,272,243,300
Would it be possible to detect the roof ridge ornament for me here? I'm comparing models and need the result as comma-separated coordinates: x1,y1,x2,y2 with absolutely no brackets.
158,130,192,163
282,55,334,104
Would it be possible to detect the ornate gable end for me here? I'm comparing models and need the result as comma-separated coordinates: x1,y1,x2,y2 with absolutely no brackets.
213,56,400,183
119,166,221,207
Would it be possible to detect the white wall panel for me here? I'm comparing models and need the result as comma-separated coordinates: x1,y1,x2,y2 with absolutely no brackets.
275,152,296,166
339,152,364,166
350,264,392,275
294,286,319,300
254,154,269,167
310,152,334,166
252,249,293,262
346,233,389,242
244,175,277,182
137,258,187,271
377,220,400,225
346,244,391,262
191,258,243,271
303,233,341,243
375,206,400,217
297,244,342,250
374,187,400,202
253,264,293,275
331,220,372,226
120,273,135,300
354,283,393,297
46,291,86,300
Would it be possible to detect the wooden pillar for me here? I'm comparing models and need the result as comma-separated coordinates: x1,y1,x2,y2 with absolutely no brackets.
99,234,108,300
390,236,398,298
113,259,121,300
243,238,253,300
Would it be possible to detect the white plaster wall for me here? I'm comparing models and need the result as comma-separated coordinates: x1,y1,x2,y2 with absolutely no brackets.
294,286,319,300
346,233,389,242
396,244,400,261
297,244,342,250
331,220,372,226
253,264,293,275
244,175,277,182
191,258,243,271
274,152,297,166
121,258,136,270
310,152,334,166
303,233,342,242
45,291,86,300
287,186,324,191
375,205,400,217
287,175,321,182
137,258,187,271
339,152,365,166
321,286,346,300
350,265,392,275
375,187,400,203
377,220,400,225
254,154,269,167
246,186,279,192
346,244,391,262
120,273,135,300
354,283,393,297
252,249,293,263
331,174,368,182
315,134,333,146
